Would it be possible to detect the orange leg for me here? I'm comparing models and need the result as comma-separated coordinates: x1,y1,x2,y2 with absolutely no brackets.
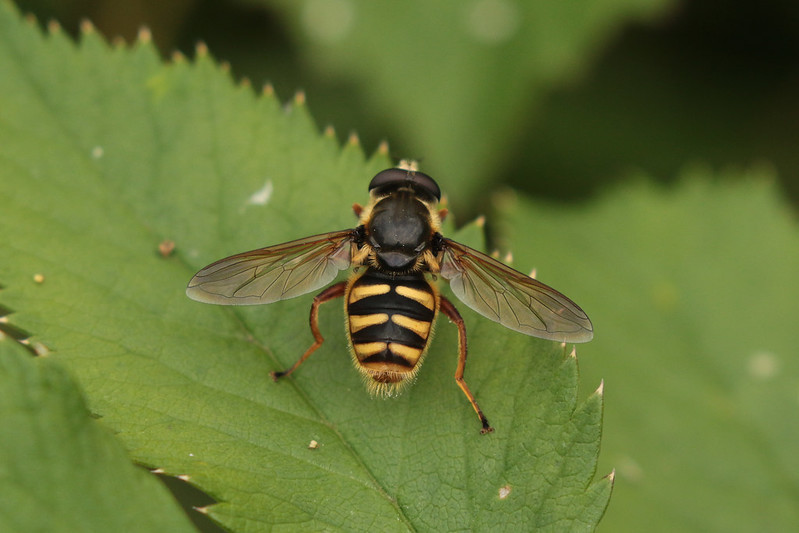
271,282,347,381
440,296,494,434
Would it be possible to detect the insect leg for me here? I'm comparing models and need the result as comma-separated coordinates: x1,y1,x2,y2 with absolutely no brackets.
440,296,494,434
270,281,347,381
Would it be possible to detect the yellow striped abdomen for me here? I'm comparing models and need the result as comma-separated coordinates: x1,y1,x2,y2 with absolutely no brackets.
345,269,438,395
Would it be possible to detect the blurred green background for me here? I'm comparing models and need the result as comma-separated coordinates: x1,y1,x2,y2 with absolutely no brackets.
11,1,798,531
16,0,799,215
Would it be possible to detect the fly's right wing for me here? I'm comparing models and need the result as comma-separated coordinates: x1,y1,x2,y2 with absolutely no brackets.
439,238,593,343
186,230,355,305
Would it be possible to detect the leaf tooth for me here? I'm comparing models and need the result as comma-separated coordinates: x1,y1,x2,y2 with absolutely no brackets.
0,315,37,355
47,19,61,34
594,378,604,397
79,18,95,35
347,131,360,147
195,41,209,58
194,506,209,515
219,60,231,73
239,76,251,89
137,26,152,44
323,124,336,139
377,139,390,156
15,338,38,356
177,474,191,482
293,90,306,106
171,50,186,63
262,82,275,97
33,342,51,357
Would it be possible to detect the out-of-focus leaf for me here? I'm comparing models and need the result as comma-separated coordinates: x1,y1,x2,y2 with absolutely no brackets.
259,0,676,205
495,170,799,532
0,338,196,533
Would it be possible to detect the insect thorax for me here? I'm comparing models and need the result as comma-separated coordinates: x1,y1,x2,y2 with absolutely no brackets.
365,190,434,272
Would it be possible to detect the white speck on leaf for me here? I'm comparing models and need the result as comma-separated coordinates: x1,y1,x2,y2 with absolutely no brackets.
748,351,778,379
243,179,274,210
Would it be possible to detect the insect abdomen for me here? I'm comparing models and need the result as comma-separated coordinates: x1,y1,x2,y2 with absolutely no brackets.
346,269,438,394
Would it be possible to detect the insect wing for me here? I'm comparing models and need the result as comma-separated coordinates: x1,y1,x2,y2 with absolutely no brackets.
186,230,354,305
439,239,593,342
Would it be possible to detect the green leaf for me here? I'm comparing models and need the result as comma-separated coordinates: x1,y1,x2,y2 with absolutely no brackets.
0,338,196,532
0,3,609,531
261,0,676,205
495,171,799,532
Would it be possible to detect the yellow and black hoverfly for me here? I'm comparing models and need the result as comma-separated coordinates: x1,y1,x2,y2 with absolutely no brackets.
186,165,593,433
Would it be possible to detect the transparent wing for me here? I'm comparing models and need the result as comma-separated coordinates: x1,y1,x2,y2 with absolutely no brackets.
186,230,354,305
439,239,593,342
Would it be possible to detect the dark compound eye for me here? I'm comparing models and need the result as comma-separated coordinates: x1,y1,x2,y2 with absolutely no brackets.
368,168,441,201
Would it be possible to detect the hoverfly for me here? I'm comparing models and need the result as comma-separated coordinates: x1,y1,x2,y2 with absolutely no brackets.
186,166,593,433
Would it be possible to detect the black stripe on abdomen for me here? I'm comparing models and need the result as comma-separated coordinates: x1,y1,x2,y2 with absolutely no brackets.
347,270,436,367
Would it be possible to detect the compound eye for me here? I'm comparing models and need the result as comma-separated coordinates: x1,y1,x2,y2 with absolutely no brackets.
368,169,407,192
368,168,441,201
409,173,441,201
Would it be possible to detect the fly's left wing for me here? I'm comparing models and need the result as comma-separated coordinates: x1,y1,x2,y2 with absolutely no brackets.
186,230,355,305
439,239,593,342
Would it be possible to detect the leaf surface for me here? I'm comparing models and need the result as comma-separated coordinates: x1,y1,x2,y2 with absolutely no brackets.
0,4,609,531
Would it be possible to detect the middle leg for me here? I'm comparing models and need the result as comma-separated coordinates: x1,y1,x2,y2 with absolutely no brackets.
271,281,347,380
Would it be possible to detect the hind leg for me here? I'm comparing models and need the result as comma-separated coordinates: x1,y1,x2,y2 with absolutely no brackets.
440,296,494,434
